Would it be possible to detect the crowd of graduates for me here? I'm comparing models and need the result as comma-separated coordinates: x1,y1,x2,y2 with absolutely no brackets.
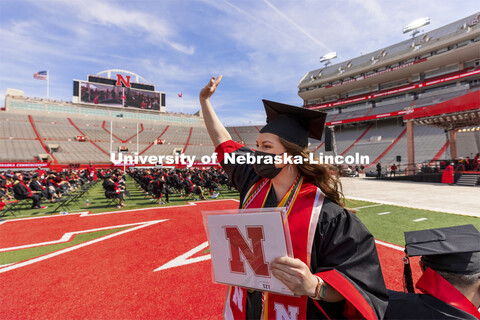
0,165,98,211
0,164,234,212
129,167,232,205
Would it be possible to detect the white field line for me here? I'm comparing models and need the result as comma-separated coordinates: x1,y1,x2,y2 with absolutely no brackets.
351,204,383,210
0,199,240,223
154,241,211,272
377,212,391,215
375,240,404,252
413,218,428,222
0,221,165,252
0,219,167,274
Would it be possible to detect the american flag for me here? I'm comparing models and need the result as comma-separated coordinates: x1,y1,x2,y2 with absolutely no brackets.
33,70,48,80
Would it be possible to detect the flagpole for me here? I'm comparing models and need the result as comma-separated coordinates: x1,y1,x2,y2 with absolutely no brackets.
47,70,50,99
110,120,113,155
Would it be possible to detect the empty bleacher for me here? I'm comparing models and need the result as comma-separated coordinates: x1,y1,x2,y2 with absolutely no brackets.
340,120,406,165
379,125,448,166
0,139,45,162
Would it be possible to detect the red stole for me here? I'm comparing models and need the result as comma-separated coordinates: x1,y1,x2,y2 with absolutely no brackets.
224,176,324,320
416,268,480,319
20,181,32,197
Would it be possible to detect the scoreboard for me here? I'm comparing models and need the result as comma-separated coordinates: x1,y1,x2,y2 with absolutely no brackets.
73,72,166,112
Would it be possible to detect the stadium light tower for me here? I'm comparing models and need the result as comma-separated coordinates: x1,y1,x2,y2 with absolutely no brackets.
320,52,337,67
403,17,430,38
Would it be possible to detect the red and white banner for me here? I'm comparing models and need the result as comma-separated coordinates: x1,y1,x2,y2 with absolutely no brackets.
309,68,480,110
326,109,411,126
204,209,294,295
0,162,49,169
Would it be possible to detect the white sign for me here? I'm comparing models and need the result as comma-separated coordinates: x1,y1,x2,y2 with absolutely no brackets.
205,209,294,296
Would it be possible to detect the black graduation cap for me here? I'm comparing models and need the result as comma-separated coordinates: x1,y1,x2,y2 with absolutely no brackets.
104,173,113,179
23,174,32,180
403,224,480,293
260,100,327,148
405,224,480,274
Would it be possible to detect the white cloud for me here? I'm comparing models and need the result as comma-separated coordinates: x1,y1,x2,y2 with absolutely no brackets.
35,0,195,54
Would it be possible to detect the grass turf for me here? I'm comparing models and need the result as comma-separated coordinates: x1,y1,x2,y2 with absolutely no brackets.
0,227,129,265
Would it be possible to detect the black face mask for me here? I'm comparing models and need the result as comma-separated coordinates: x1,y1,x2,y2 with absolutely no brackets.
253,150,283,179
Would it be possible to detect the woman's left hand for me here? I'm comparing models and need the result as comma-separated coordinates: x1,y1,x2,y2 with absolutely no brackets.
271,257,317,297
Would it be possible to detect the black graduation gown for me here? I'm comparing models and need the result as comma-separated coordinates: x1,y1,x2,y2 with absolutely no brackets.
385,290,478,320
13,182,32,199
30,180,50,198
103,179,119,199
217,141,388,320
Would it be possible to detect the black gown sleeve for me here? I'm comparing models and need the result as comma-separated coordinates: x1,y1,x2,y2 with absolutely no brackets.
215,140,261,204
308,198,388,320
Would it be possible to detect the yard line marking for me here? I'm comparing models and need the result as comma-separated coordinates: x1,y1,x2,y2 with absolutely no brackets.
0,221,167,252
413,218,428,222
375,240,404,252
0,199,240,222
377,212,391,215
352,204,383,210
154,241,211,272
0,263,14,268
0,219,167,274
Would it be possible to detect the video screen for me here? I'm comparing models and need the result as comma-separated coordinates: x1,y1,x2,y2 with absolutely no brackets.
80,81,161,111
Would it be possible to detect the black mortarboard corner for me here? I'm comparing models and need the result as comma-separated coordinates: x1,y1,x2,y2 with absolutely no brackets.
260,100,327,148
402,224,480,293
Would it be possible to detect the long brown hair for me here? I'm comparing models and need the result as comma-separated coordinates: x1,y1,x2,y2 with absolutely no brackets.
279,137,345,208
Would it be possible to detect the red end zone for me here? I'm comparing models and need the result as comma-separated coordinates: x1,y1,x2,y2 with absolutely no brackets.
0,200,421,319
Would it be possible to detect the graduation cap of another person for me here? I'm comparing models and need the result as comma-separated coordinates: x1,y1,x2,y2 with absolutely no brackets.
403,224,480,292
260,100,327,148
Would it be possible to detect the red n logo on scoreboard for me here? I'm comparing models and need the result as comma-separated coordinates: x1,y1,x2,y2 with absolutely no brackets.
224,226,269,277
116,74,131,88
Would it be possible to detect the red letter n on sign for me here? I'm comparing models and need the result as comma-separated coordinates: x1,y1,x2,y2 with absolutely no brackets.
116,74,131,87
224,226,269,277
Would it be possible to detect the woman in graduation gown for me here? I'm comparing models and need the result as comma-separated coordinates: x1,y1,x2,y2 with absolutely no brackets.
199,76,388,320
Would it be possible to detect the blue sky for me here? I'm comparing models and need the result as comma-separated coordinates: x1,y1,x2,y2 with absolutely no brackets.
0,0,478,125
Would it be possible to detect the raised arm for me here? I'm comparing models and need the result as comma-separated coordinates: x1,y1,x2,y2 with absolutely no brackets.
199,76,232,147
